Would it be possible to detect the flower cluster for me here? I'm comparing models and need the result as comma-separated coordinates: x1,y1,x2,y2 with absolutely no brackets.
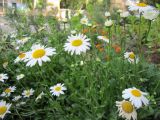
116,87,149,120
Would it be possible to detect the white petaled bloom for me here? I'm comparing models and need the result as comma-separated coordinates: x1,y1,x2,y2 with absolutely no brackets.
16,37,30,45
124,52,139,64
25,44,56,67
16,74,25,80
0,100,11,119
117,9,123,13
105,19,113,27
1,86,16,97
116,100,137,120
64,34,91,55
128,2,154,13
35,92,45,101
105,11,111,17
97,36,109,43
0,73,8,82
22,88,34,98
120,11,130,18
87,23,92,27
80,17,89,25
122,87,149,108
14,52,28,63
50,83,67,97
3,62,8,69
71,30,76,34
12,95,21,101
143,10,159,20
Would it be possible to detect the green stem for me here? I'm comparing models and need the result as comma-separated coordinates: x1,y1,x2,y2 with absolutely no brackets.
145,20,152,42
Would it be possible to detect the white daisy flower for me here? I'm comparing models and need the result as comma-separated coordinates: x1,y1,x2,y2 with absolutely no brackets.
16,37,30,45
71,30,77,34
0,100,12,119
128,2,154,13
64,33,91,55
12,95,21,101
16,74,25,81
124,52,139,64
0,73,8,82
35,92,45,101
14,52,28,63
50,83,67,97
143,10,159,20
25,44,56,67
1,86,16,97
22,88,34,98
3,62,8,69
116,100,137,120
120,11,130,18
80,17,89,25
105,19,113,27
117,9,123,13
122,87,149,108
97,36,109,43
105,11,111,17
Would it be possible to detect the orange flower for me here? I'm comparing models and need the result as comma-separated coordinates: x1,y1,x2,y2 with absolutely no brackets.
82,29,89,34
95,43,101,49
112,45,121,53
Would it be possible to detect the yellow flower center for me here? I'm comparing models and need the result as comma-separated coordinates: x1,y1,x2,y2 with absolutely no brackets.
82,19,87,24
129,53,135,59
5,88,11,93
18,53,26,59
32,49,46,59
72,39,83,46
122,101,134,113
26,91,30,96
55,86,62,92
0,106,7,115
131,89,142,97
136,3,147,7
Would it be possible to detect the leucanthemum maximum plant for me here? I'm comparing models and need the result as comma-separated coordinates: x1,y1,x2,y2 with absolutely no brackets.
64,33,91,55
24,44,56,67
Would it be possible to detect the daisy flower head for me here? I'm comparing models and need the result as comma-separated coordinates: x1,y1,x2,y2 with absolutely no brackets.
105,19,113,27
105,11,111,17
0,100,11,119
16,37,30,45
64,33,91,55
80,16,89,25
14,52,28,63
12,95,21,101
35,91,45,101
50,83,67,97
120,11,130,18
116,100,137,120
0,73,8,82
22,88,34,98
97,36,109,43
143,10,159,21
71,30,77,35
124,52,139,64
25,44,56,67
1,86,16,97
122,87,149,108
128,2,154,13
16,74,25,81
